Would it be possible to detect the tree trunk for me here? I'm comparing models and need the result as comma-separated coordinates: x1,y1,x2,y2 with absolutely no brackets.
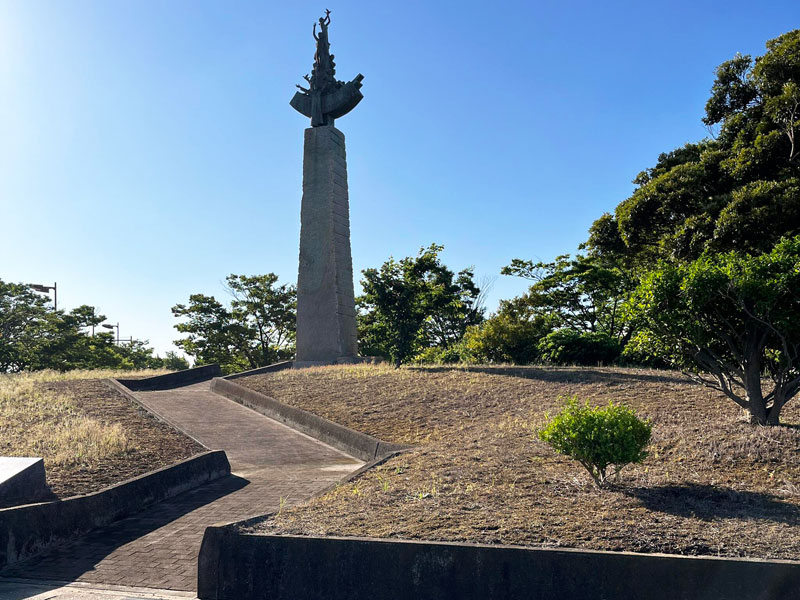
744,351,767,425
767,393,784,426
766,407,782,425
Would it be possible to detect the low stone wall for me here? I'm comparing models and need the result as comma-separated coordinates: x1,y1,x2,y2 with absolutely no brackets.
0,450,230,567
117,364,221,391
197,531,800,600
223,361,293,381
210,377,407,462
0,458,48,509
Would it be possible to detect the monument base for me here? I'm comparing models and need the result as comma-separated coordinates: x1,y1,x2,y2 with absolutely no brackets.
293,356,383,369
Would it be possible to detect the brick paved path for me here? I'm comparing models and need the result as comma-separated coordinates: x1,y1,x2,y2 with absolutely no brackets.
1,381,362,592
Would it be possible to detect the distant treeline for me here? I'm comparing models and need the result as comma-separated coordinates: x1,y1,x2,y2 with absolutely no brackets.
0,280,188,373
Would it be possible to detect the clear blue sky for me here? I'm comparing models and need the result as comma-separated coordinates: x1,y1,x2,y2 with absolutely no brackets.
1,1,797,357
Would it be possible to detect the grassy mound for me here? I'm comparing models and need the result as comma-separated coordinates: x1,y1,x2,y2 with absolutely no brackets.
0,370,204,498
238,364,800,560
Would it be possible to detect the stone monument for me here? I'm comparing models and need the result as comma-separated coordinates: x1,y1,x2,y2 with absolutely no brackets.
291,10,364,365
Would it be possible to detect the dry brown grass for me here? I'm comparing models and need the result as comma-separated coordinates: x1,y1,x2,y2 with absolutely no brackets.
0,369,203,498
239,364,800,560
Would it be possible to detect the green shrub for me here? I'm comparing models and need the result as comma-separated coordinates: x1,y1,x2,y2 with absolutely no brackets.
412,344,468,364
462,314,552,364
538,398,652,486
537,329,621,365
618,330,672,368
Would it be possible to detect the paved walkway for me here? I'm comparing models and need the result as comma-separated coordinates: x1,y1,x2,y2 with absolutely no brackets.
0,578,195,599
1,381,363,592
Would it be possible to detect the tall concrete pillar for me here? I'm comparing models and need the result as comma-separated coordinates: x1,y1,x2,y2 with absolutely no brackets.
294,125,359,365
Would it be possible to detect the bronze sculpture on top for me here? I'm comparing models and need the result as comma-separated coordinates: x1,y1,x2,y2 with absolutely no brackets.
291,11,362,366
290,9,364,127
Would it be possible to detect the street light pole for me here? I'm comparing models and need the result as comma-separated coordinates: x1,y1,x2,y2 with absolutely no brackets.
101,322,120,344
29,282,57,310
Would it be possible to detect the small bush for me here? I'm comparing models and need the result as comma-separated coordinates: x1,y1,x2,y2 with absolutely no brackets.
412,345,468,365
538,398,652,486
462,314,551,364
537,329,621,365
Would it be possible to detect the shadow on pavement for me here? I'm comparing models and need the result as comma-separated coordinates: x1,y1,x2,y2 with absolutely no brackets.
0,474,248,585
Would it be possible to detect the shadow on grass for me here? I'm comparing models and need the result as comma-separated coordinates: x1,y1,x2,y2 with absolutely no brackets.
409,365,689,386
621,483,800,524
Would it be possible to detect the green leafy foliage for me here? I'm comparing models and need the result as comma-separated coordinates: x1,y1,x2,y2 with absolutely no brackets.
589,30,800,265
501,255,634,343
161,351,191,371
0,280,54,372
0,279,179,372
561,29,800,402
625,235,800,424
490,254,634,365
172,273,295,374
461,313,552,364
538,398,652,487
412,344,469,365
358,245,483,367
537,330,621,366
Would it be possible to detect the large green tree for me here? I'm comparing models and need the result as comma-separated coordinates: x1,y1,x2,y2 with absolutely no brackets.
172,274,295,373
471,253,635,366
587,30,800,265
501,254,634,346
626,236,800,425
0,281,51,372
358,245,483,367
573,29,800,385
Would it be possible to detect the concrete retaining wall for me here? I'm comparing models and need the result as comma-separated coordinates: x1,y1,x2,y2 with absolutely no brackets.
117,364,222,391
210,377,407,462
223,361,293,381
197,531,800,600
0,450,230,567
0,458,48,509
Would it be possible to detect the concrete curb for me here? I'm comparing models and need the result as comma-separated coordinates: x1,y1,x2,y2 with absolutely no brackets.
117,364,222,391
0,450,231,568
223,361,293,381
104,378,210,450
209,377,409,462
197,531,800,600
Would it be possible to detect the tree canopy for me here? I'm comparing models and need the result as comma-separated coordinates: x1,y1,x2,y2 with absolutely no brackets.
587,30,800,265
625,236,800,425
0,279,182,372
358,245,483,367
172,273,295,374
501,254,634,345
477,29,800,394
